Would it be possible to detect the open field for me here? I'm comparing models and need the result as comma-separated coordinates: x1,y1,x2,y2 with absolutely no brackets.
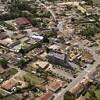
24,72,45,85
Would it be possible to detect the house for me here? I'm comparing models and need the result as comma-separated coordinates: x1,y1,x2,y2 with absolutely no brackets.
41,92,54,100
19,37,29,43
49,44,61,51
81,50,94,64
47,77,67,92
47,51,73,70
67,46,82,61
31,48,44,56
0,72,10,80
8,41,20,48
28,32,43,41
90,67,100,84
35,60,49,69
15,17,32,29
11,44,22,53
1,52,22,64
0,37,13,47
1,79,17,92
69,78,90,98
47,81,61,92
70,83,84,97
26,39,37,45
0,33,8,40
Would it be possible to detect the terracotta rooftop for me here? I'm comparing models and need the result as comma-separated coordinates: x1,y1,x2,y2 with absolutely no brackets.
15,17,31,27
1,79,17,90
48,79,67,92
82,50,93,60
49,81,61,91
41,92,53,100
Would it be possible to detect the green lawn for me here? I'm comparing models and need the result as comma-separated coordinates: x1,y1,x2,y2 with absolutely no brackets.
24,72,45,85
7,68,18,75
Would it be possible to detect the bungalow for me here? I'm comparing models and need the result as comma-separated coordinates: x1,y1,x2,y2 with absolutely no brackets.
31,48,44,56
49,44,61,51
41,92,54,100
35,60,49,69
47,78,67,93
11,44,22,53
28,32,43,41
0,37,13,47
90,67,100,84
69,78,90,98
1,52,22,64
8,41,20,48
47,81,61,92
1,79,17,92
0,33,8,40
0,72,10,80
15,17,32,29
81,50,94,64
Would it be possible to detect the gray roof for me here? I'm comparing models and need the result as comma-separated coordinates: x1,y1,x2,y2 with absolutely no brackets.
48,52,66,60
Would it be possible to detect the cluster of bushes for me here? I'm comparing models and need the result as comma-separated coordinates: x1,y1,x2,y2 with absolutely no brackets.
80,22,100,38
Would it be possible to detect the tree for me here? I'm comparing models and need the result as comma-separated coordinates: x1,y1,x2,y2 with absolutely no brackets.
43,35,49,43
19,48,25,56
17,59,26,68
0,58,8,67
88,90,97,100
64,92,75,100
81,24,96,38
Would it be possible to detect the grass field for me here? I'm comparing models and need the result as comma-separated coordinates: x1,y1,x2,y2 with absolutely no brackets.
85,85,100,99
7,68,18,75
24,72,45,85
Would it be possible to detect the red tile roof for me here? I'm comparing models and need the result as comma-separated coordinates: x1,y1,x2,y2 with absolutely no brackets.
15,17,31,27
41,92,53,100
1,80,16,90
49,82,61,91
